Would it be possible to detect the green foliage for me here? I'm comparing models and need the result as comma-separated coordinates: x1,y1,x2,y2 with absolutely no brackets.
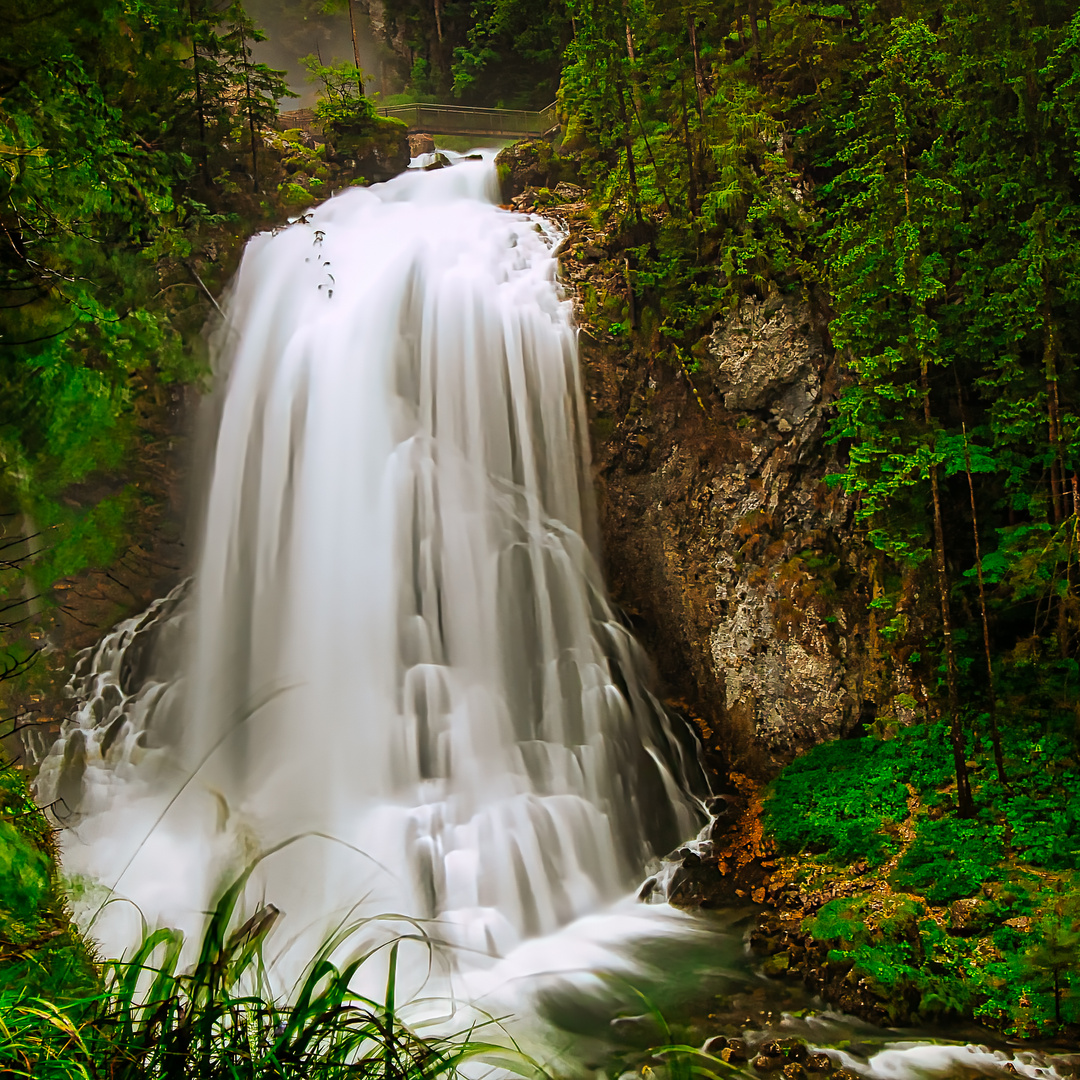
803,882,1080,1031
263,129,332,205
891,817,1005,905
806,896,976,1023
764,725,953,865
767,700,1080,1032
544,0,1080,850
806,896,985,1022
0,763,96,1007
768,703,1080,878
301,54,375,125
30,490,140,589
0,0,290,622
451,0,569,104
1023,900,1080,1024
0,819,49,937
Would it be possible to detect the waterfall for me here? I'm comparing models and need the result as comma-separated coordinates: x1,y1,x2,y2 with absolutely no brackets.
36,157,706,990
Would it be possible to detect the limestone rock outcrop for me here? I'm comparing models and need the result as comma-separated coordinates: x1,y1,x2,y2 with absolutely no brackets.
549,205,871,775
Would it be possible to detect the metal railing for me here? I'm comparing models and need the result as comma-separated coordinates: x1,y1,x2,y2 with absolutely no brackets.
377,101,558,138
275,108,319,133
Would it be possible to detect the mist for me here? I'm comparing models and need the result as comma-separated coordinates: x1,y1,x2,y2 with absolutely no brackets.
243,0,385,108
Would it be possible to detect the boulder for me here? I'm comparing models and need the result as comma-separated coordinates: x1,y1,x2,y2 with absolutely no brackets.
720,1041,749,1064
948,897,996,935
761,1039,808,1062
754,1055,786,1072
761,951,791,977
408,132,436,156
494,139,578,201
325,114,410,182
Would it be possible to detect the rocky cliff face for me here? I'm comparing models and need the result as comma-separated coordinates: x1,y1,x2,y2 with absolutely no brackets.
547,199,873,778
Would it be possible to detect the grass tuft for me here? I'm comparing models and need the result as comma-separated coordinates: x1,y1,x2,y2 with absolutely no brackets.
0,867,543,1080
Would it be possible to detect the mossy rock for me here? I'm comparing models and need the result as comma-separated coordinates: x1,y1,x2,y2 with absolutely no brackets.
325,115,409,182
494,139,580,201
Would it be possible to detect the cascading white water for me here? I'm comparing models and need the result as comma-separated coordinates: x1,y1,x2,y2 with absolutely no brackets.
37,156,705,989
32,156,1080,1080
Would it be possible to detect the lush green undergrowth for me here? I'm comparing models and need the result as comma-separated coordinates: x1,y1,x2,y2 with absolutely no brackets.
763,701,1080,1034
0,764,97,1009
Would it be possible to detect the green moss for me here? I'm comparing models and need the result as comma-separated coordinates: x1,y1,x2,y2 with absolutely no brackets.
807,895,924,949
328,114,407,160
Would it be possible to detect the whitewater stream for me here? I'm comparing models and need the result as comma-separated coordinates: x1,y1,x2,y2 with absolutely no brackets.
35,154,1077,1079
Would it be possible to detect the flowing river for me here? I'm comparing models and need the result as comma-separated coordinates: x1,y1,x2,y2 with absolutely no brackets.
35,155,1076,1079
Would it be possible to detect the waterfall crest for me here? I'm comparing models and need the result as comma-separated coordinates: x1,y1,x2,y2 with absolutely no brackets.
37,158,705,981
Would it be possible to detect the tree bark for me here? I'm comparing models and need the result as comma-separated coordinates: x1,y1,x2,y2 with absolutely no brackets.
680,71,699,217
188,0,210,184
616,84,643,225
958,404,1007,785
237,25,259,193
347,0,365,94
687,11,706,117
1046,317,1064,525
621,0,636,61
747,0,762,67
923,358,974,817
627,83,674,217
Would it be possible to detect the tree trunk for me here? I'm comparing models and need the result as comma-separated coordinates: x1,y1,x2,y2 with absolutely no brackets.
236,26,259,194
626,84,674,218
680,72,699,217
347,0,365,93
1042,291,1064,524
923,358,974,817
958,403,1007,785
621,0,636,61
616,85,643,226
747,0,762,67
687,11,706,116
188,0,210,184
